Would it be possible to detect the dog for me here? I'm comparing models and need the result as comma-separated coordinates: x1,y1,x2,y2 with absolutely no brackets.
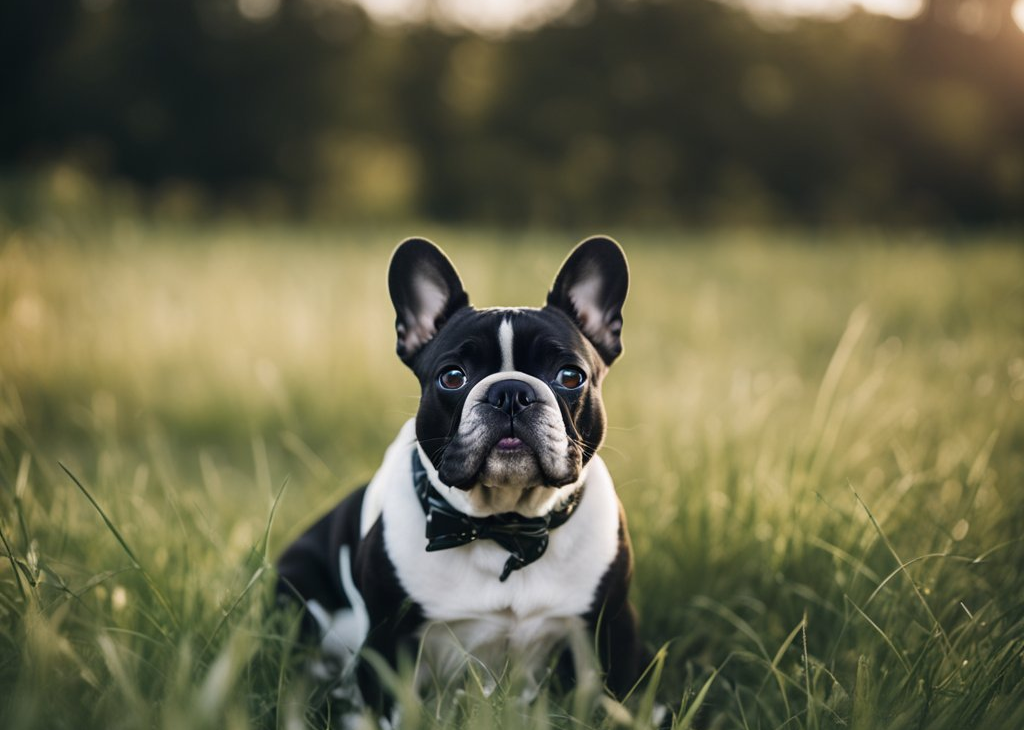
276,236,646,716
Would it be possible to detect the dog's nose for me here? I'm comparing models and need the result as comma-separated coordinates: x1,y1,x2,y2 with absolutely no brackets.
486,380,536,417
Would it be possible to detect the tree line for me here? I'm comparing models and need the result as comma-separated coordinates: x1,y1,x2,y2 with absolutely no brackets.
2,0,1022,227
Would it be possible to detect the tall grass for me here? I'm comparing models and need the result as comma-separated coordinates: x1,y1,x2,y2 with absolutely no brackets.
1,223,1022,729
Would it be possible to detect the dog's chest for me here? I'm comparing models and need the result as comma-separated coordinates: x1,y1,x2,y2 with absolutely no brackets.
387,501,615,690
355,423,622,683
362,423,621,620
418,610,585,688
378,457,620,622
409,536,602,624
406,537,604,687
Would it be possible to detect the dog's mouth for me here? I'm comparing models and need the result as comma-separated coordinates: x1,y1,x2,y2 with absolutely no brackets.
493,436,527,452
439,429,566,490
434,405,583,491
478,435,544,489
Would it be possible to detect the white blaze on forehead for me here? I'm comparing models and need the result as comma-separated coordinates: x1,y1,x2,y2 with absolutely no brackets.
498,318,514,371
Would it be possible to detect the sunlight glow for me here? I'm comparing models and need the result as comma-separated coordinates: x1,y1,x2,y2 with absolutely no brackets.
1013,0,1024,33
352,0,575,34
855,0,923,19
357,0,425,26
237,0,280,22
441,0,576,34
353,0,931,31
739,0,922,20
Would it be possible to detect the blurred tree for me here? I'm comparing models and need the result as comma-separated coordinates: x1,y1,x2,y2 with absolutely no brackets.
1,0,1021,227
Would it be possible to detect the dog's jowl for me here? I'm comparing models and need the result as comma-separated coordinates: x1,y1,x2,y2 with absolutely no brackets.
276,236,646,714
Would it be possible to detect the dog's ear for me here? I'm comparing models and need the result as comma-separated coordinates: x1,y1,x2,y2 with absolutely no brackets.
546,236,629,364
388,238,469,363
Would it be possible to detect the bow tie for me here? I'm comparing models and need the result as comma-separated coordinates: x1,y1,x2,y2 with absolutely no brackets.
411,450,583,582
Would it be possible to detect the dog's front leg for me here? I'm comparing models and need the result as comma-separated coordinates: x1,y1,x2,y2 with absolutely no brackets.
594,599,647,699
353,520,425,718
580,508,647,699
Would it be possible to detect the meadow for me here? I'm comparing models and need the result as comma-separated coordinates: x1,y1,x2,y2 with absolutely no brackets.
0,222,1022,729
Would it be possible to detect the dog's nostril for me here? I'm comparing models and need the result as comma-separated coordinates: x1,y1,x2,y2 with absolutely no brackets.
486,380,535,416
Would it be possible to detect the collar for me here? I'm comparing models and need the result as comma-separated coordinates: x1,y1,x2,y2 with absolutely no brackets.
411,449,584,581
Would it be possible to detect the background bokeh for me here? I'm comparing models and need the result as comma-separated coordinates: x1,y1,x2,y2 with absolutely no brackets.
3,0,1023,228
2,3,1024,730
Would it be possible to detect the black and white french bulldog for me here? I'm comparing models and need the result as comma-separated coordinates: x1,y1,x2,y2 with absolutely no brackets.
276,236,646,715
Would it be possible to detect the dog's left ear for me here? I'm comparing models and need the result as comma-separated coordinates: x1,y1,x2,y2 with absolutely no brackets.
388,238,469,364
546,236,629,364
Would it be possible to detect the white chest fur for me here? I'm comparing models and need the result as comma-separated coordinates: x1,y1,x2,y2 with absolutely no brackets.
360,419,622,682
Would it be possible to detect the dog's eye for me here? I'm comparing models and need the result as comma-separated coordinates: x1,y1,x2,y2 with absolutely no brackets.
555,367,586,389
438,368,468,390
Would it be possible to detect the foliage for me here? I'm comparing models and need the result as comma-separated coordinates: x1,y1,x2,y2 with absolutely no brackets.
2,0,1023,226
1,223,1022,728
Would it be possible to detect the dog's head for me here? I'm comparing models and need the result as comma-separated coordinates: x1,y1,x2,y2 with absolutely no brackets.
389,236,628,514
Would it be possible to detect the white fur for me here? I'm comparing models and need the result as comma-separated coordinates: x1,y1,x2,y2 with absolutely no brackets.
569,276,602,325
401,273,450,353
363,421,621,688
332,545,370,653
569,274,619,352
360,420,418,537
310,545,371,697
417,614,586,697
498,318,514,371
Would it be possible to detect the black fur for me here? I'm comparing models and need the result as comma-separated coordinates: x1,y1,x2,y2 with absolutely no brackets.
275,236,645,717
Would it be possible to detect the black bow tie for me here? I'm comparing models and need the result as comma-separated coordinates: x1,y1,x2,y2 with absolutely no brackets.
411,450,583,582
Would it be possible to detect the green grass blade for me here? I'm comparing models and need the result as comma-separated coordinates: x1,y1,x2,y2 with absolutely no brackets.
60,462,181,632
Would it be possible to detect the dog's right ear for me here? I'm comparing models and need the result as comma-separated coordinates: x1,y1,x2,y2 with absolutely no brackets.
547,236,628,364
388,238,469,363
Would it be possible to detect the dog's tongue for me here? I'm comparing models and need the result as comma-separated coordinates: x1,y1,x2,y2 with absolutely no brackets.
495,437,524,450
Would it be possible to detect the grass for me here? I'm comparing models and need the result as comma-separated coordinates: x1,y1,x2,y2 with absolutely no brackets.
0,220,1022,729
